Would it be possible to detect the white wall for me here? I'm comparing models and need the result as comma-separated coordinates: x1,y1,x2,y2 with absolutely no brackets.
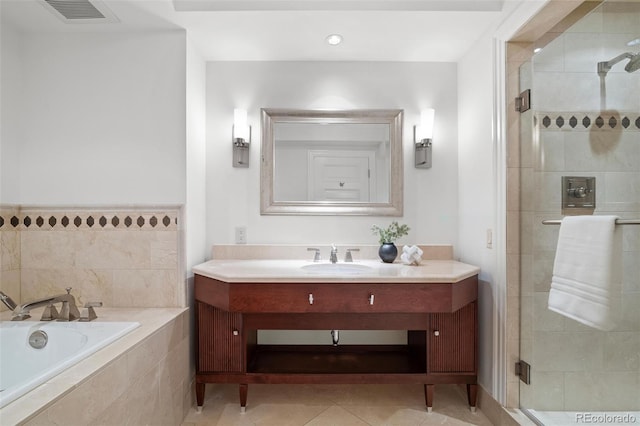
457,34,498,396
185,38,207,277
16,31,187,205
0,21,22,204
206,61,459,247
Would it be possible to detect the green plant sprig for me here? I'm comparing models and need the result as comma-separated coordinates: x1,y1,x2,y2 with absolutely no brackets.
371,221,410,245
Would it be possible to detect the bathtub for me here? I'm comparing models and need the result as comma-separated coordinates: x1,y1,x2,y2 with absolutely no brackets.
0,320,139,409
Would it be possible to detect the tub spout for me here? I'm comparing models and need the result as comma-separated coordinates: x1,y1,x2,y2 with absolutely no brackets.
12,288,80,321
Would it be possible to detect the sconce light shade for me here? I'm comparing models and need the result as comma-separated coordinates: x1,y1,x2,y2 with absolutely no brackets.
232,108,251,168
414,108,435,169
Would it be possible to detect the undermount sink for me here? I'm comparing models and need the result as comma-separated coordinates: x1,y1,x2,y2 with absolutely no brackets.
301,263,373,275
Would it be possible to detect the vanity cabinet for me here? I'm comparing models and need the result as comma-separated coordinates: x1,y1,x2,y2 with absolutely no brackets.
194,272,479,412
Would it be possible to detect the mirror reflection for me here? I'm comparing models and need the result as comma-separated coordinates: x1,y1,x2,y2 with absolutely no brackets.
261,109,403,216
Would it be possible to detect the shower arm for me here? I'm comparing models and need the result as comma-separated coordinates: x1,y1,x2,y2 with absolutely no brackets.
597,52,633,76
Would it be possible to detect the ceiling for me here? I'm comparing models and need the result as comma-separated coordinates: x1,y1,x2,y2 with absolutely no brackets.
0,0,514,62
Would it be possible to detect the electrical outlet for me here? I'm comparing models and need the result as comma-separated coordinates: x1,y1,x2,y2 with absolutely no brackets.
235,227,247,244
486,229,493,249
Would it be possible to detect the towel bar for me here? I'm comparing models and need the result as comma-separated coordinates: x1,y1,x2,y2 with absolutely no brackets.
542,219,640,225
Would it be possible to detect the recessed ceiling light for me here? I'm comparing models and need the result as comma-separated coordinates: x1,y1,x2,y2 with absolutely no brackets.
326,34,343,46
533,47,543,54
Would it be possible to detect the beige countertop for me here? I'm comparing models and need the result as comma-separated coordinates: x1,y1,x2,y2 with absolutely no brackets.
192,259,480,283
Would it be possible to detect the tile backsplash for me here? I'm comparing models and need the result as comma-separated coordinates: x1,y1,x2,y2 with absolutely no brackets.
0,206,184,310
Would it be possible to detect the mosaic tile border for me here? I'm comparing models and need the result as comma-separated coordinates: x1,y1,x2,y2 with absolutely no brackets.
0,210,179,231
536,112,640,131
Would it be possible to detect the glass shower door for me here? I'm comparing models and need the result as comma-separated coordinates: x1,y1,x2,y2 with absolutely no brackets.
518,1,640,424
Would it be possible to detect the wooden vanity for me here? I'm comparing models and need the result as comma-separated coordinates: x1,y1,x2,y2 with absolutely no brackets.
193,259,479,412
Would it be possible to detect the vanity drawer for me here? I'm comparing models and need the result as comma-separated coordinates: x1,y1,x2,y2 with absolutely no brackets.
227,282,472,314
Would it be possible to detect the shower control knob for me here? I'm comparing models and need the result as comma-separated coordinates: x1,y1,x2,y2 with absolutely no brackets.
568,186,588,198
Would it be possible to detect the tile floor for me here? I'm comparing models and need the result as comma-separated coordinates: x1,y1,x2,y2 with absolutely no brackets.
182,383,494,425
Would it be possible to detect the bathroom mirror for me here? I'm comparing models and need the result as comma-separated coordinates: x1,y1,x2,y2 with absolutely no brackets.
260,109,403,216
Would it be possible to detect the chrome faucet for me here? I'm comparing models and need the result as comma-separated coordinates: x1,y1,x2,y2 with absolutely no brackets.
11,287,81,321
330,244,338,264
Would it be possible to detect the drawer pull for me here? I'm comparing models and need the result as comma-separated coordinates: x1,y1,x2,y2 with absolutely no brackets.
308,293,314,305
368,294,375,305
433,330,440,337
232,329,239,336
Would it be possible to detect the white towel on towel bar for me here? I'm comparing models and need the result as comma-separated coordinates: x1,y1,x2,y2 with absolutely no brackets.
548,215,622,331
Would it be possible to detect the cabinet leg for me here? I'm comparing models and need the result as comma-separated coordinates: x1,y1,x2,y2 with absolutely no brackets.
239,383,248,413
196,382,205,412
467,384,478,412
424,384,434,412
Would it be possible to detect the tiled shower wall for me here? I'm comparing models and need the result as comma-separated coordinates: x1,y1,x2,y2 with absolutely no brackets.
519,2,640,411
0,206,184,310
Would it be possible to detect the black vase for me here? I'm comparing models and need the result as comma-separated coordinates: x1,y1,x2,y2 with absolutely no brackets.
378,242,398,263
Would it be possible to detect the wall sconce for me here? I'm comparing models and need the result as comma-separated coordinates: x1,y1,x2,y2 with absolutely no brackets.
414,109,435,169
232,108,251,168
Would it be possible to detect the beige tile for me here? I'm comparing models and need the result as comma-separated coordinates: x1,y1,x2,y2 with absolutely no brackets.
564,372,639,411
112,269,178,307
0,230,20,270
305,406,369,426
20,231,75,269
20,268,114,306
184,384,496,426
533,331,604,372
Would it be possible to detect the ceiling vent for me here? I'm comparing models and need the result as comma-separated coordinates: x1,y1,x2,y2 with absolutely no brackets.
39,0,119,23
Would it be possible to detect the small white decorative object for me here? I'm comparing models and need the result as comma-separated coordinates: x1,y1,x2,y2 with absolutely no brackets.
401,245,423,266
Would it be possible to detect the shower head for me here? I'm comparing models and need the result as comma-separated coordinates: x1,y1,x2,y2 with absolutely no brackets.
598,52,640,76
625,52,640,73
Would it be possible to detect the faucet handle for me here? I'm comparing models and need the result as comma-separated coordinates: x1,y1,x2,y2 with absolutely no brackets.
344,248,360,262
79,302,103,322
40,303,59,321
307,248,321,262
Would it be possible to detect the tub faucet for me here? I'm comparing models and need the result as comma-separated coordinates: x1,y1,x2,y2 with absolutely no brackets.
330,244,338,264
11,288,81,321
0,291,18,311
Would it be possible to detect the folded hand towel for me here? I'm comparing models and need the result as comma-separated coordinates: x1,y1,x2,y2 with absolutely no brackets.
548,215,622,331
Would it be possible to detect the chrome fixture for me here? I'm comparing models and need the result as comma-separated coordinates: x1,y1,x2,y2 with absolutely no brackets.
232,108,251,168
344,248,360,262
29,330,48,349
562,176,595,215
414,109,435,168
10,287,81,321
307,247,321,262
597,51,640,77
330,330,339,346
0,291,18,311
79,301,103,321
329,244,338,264
543,219,640,225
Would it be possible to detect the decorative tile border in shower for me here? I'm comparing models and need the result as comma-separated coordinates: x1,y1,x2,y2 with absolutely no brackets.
536,112,640,131
0,207,179,231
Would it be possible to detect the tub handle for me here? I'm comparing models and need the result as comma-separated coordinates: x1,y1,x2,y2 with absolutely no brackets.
79,302,103,322
40,303,60,321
